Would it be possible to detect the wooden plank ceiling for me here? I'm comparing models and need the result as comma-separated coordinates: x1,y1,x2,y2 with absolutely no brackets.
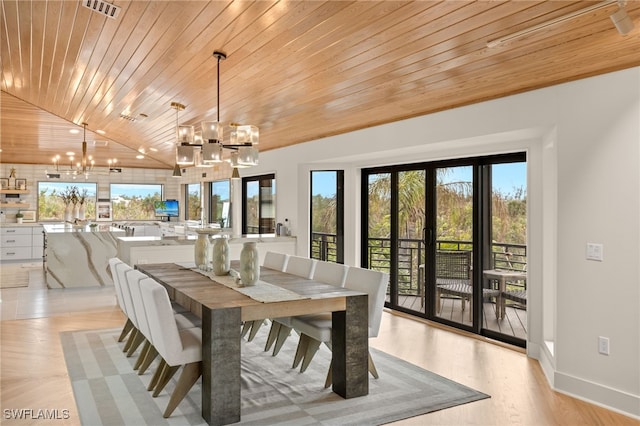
1,0,639,170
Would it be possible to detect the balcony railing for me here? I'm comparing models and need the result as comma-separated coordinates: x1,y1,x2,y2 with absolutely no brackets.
311,232,527,297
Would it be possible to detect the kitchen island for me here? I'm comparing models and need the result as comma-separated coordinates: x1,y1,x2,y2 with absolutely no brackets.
117,234,297,267
43,223,124,288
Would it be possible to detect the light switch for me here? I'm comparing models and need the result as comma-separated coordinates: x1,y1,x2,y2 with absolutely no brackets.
586,243,603,261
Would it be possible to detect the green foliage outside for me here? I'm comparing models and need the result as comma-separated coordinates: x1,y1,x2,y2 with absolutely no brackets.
38,186,96,221
187,184,201,221
112,193,162,220
361,168,527,295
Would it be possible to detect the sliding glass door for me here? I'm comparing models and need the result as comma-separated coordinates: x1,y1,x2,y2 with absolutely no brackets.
362,154,527,346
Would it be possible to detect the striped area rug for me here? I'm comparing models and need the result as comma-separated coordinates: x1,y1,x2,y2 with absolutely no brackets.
61,327,489,425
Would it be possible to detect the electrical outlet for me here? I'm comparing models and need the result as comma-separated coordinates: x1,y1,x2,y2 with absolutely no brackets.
598,336,610,355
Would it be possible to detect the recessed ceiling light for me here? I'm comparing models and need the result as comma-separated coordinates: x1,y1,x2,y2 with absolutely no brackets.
149,147,158,152
69,129,80,134
96,129,106,135
66,151,75,156
136,155,145,159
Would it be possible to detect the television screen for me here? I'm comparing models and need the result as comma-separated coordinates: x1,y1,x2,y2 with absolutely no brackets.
154,199,179,217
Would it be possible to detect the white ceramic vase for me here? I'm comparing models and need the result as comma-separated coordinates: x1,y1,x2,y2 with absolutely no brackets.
212,237,230,276
78,203,86,220
240,241,259,286
73,203,80,219
64,204,73,222
194,232,211,271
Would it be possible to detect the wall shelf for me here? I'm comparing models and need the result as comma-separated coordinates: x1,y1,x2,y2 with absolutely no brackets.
0,189,30,195
0,203,30,208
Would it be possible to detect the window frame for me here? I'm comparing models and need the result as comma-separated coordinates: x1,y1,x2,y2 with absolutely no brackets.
242,173,276,234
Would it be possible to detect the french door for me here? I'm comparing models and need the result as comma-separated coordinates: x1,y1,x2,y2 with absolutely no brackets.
362,153,526,346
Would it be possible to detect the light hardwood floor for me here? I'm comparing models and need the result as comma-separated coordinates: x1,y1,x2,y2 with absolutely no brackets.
0,269,636,425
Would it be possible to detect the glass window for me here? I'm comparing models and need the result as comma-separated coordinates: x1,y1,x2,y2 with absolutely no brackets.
310,171,344,263
242,174,275,234
110,183,163,220
37,182,97,221
186,183,201,221
210,179,230,227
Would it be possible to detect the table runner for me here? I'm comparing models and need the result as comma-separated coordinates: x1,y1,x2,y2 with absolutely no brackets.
180,263,308,303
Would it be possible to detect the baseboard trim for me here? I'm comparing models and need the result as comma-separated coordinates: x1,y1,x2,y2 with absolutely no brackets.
554,371,640,420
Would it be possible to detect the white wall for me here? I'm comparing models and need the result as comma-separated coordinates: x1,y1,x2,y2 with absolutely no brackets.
246,67,640,418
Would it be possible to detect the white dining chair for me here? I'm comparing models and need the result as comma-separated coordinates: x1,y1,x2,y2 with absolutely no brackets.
290,267,389,387
312,261,348,287
125,269,157,372
265,260,348,354
115,261,145,356
140,278,202,418
264,256,319,354
241,251,290,341
262,251,289,271
108,257,134,342
284,255,317,279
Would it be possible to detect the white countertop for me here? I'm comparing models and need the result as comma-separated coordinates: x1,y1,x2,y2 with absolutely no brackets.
117,234,295,246
43,223,125,233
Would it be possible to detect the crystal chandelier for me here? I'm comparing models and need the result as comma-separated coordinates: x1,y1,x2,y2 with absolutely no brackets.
173,50,259,172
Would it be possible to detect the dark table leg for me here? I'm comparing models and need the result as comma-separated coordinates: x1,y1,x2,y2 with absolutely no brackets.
331,294,369,398
202,306,241,425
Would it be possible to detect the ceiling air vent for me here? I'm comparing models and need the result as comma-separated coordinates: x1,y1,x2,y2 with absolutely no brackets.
83,0,121,20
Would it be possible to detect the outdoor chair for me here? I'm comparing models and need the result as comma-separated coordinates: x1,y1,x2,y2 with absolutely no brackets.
502,288,527,307
436,250,500,320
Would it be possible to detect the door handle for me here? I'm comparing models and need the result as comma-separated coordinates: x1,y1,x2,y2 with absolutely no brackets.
422,228,433,246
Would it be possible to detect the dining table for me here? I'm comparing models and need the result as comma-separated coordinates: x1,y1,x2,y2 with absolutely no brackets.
483,269,527,319
136,261,369,426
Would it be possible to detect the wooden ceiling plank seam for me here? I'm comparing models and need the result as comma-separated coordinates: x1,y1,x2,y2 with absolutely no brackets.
206,1,462,119
77,0,166,128
97,0,272,150
37,0,61,105
103,1,245,128
255,29,636,150
0,0,17,93
41,0,76,110
1,91,170,169
172,1,344,126
60,8,111,122
226,0,620,125
275,26,636,143
8,0,25,94
68,5,137,126
89,0,239,131
72,1,158,127
175,0,396,130
221,1,392,104
49,0,86,113
106,0,276,131
190,1,436,126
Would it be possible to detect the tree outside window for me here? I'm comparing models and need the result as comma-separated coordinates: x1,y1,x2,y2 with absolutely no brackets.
186,183,201,221
38,182,97,221
110,184,163,220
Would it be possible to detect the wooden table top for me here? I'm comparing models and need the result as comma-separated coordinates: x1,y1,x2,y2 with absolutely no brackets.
136,262,363,322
